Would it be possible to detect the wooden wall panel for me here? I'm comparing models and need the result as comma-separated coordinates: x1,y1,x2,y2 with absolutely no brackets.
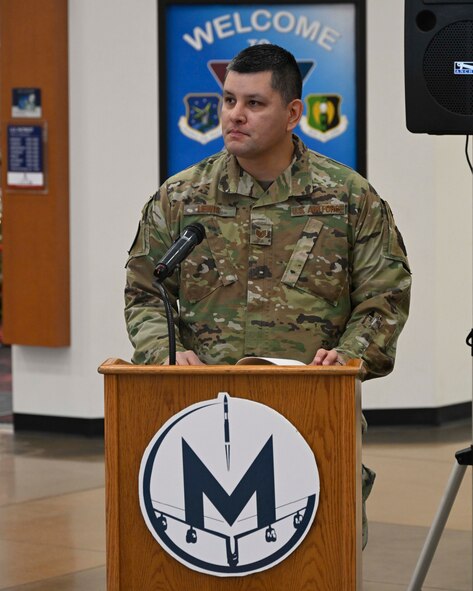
0,0,70,346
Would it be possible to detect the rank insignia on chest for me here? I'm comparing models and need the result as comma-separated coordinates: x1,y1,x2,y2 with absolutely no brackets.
250,220,273,246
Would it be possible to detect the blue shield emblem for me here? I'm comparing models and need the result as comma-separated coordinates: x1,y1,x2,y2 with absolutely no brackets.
178,93,222,144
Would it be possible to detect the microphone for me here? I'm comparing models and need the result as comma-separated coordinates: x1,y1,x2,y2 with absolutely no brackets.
154,223,205,282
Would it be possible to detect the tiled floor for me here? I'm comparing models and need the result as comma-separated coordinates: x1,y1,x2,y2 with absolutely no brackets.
0,428,106,590
0,419,470,590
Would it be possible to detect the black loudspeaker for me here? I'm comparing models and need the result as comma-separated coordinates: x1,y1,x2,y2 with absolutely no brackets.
405,1,473,134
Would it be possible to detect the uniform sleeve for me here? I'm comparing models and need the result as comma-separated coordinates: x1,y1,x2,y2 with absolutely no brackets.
335,178,412,380
124,187,186,364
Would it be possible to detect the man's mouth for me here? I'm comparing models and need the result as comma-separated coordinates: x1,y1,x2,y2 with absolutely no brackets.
226,128,248,138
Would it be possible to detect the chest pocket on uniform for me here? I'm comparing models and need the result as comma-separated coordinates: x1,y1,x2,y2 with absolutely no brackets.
281,217,348,305
180,205,238,303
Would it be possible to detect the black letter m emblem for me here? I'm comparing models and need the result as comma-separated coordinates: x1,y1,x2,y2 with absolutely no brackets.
182,436,276,530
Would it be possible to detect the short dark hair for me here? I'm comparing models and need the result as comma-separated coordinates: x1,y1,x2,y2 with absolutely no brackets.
225,44,302,104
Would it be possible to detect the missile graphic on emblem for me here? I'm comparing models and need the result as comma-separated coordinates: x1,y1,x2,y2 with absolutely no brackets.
223,394,230,471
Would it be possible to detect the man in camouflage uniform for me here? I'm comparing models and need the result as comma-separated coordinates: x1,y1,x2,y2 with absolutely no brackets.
125,44,411,548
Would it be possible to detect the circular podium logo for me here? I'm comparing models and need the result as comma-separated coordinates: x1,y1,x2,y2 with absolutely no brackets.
139,393,320,577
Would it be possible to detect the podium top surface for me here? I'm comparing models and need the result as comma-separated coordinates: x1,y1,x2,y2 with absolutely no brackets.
98,358,363,376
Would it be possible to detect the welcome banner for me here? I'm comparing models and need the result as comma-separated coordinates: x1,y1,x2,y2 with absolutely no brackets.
159,1,365,178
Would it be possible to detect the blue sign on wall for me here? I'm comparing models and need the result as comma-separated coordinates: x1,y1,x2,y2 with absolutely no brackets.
159,1,365,179
7,125,45,189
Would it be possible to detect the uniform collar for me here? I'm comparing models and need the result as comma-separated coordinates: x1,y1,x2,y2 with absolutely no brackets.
218,135,317,204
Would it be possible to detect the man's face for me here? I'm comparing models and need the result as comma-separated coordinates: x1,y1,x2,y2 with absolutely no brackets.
221,70,295,163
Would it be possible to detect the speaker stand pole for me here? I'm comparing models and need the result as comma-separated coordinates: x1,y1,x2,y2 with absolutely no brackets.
406,441,472,591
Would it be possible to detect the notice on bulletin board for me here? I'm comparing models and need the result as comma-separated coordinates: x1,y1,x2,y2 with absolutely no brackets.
7,125,45,189
12,88,42,118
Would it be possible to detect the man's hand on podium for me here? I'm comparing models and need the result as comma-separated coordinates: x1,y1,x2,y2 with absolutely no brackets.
310,349,346,366
164,351,206,365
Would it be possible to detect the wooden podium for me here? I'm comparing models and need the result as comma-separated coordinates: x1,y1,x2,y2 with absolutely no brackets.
99,359,363,590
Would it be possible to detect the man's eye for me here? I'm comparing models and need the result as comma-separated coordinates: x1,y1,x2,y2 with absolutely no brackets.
224,97,235,104
249,100,261,107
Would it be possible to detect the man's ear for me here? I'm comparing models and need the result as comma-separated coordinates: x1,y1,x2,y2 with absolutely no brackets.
286,99,304,131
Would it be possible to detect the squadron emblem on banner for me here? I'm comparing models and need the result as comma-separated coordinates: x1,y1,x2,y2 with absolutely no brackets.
178,93,222,144
139,392,320,577
300,94,348,142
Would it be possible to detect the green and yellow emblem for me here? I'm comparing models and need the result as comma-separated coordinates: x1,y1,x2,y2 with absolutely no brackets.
300,94,348,142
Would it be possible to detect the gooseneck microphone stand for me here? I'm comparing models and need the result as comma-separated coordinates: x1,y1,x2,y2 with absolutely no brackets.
152,223,206,366
153,281,177,366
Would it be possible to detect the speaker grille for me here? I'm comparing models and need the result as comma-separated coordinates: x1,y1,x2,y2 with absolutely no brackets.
423,20,473,116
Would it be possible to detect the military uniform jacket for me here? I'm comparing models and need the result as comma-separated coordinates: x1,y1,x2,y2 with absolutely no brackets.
125,136,411,380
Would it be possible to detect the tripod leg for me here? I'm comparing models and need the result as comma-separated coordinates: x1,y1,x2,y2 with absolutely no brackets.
407,460,468,591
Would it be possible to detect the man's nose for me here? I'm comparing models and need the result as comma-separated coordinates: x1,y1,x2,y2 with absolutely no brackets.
230,102,246,122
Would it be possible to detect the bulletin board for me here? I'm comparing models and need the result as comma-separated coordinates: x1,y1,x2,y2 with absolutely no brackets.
0,0,70,347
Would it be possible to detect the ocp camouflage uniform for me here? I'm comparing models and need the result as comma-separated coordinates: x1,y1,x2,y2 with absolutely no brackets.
125,135,411,548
